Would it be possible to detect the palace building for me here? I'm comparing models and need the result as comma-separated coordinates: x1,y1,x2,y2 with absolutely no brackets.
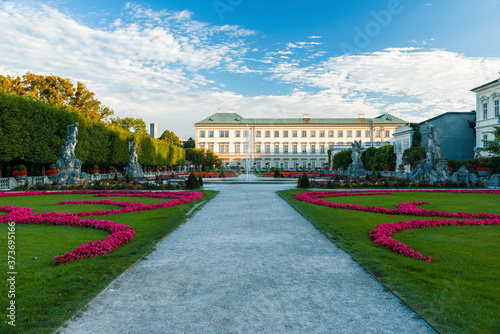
471,76,500,157
194,110,408,169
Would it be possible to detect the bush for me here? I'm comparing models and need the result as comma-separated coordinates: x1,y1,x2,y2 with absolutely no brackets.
273,170,281,178
126,174,131,183
198,175,203,187
219,169,225,178
113,173,118,182
298,172,310,188
186,172,200,189
14,164,27,171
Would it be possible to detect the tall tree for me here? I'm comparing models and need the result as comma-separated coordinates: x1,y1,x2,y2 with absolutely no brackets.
183,137,195,149
159,130,182,147
110,117,147,135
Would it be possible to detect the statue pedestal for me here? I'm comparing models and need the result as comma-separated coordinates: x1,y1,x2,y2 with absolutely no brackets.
124,162,144,178
52,156,89,185
346,163,366,180
411,159,449,183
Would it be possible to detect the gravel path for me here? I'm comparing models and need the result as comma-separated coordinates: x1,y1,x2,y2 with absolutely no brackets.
59,184,435,334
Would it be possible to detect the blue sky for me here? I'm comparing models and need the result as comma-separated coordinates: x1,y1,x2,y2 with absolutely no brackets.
1,0,499,138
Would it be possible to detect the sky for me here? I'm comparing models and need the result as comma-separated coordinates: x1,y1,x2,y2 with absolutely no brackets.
1,0,500,139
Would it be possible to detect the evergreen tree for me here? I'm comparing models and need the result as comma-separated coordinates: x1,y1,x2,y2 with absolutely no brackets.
186,172,200,189
298,172,310,188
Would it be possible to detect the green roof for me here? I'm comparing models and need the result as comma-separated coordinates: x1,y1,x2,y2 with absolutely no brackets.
195,112,408,125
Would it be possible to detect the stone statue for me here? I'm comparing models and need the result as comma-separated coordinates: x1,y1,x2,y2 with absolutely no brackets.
53,122,89,185
124,138,144,178
129,138,138,163
61,122,79,158
346,140,366,179
473,146,482,159
351,140,363,164
424,123,444,164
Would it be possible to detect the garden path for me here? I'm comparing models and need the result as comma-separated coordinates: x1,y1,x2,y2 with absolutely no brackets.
59,184,435,334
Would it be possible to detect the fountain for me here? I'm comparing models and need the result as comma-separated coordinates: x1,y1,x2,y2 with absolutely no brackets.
236,124,258,182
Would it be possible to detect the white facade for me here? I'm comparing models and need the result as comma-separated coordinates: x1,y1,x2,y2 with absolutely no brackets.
195,111,407,170
471,77,500,157
393,125,414,172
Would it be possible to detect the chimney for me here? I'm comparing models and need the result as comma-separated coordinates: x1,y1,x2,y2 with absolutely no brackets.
303,113,310,122
228,109,235,113
217,109,221,113
358,113,365,119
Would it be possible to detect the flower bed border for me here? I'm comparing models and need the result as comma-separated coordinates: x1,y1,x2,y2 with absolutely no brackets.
295,189,500,262
0,190,203,265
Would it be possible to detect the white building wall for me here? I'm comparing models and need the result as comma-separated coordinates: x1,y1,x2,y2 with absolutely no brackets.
473,78,500,157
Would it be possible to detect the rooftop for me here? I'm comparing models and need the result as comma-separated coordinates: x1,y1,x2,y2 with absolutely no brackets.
195,112,408,126
471,77,500,92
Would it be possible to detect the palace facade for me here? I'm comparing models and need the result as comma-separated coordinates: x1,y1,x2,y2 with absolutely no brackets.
471,77,500,157
194,110,408,169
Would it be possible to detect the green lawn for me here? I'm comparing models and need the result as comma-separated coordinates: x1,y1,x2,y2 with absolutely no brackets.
0,190,217,333
278,190,500,334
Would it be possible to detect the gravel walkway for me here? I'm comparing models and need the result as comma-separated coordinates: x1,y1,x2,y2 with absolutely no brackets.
59,184,435,334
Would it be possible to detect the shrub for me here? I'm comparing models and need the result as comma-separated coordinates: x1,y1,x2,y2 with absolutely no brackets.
14,164,27,171
198,175,203,187
125,174,131,183
273,170,281,178
298,172,310,188
186,172,200,189
113,173,118,182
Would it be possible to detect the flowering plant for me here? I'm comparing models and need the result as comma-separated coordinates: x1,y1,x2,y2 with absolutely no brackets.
295,189,500,262
0,190,203,265
45,169,58,176
90,169,101,173
13,170,28,177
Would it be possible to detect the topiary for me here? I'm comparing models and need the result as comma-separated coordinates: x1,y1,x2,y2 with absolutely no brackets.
198,175,203,187
298,172,310,188
186,172,200,189
219,169,226,178
114,173,118,182
273,170,281,178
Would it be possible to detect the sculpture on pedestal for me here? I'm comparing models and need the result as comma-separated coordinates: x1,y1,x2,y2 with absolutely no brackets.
52,122,89,185
346,140,366,179
411,123,449,183
124,138,144,178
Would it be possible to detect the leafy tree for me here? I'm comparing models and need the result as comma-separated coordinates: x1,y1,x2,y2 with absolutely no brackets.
332,149,352,168
402,146,426,167
183,137,195,149
372,145,397,170
159,130,182,147
409,123,422,147
185,148,222,169
483,126,500,155
110,117,147,135
361,147,377,171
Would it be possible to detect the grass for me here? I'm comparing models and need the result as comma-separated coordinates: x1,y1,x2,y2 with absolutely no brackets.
278,190,500,334
0,190,217,333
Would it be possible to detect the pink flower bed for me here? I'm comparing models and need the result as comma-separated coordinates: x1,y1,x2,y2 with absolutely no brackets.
0,190,203,265
295,189,500,262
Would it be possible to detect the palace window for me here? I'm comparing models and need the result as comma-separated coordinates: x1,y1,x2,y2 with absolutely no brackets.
219,143,229,153
235,130,241,138
243,143,248,153
209,131,214,138
274,131,280,138
311,143,316,153
483,102,488,119
255,143,261,153
302,143,307,153
200,131,206,138
265,143,270,154
328,130,334,138
284,161,289,169
293,143,298,153
265,131,271,138
235,143,240,153
385,130,390,138
302,130,307,138
338,130,343,138
220,130,229,138
256,131,261,138
311,131,316,138
284,143,289,153
376,130,381,138
274,143,280,153
365,130,371,138
292,130,298,138
356,130,361,138
320,131,325,138
347,130,352,138
283,130,289,138
311,161,316,169
199,143,205,149
495,99,499,117
208,143,214,151
320,143,325,153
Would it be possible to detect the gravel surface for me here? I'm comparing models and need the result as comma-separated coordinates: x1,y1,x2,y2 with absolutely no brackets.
59,184,435,334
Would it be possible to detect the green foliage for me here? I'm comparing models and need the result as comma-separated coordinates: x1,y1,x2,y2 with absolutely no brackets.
483,126,500,155
402,146,426,167
361,147,377,171
372,145,397,170
298,172,310,188
273,169,281,178
14,164,27,171
159,130,182,147
332,149,352,168
185,148,222,169
219,169,226,178
198,175,203,187
183,137,195,149
109,117,147,135
409,123,422,147
186,172,200,189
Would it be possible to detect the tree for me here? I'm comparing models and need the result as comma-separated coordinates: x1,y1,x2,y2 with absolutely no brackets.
185,148,222,169
298,172,310,188
402,146,426,167
110,117,147,135
483,126,500,155
186,172,200,189
159,130,181,147
409,123,422,147
183,137,195,149
361,147,377,171
372,145,397,170
332,149,352,169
